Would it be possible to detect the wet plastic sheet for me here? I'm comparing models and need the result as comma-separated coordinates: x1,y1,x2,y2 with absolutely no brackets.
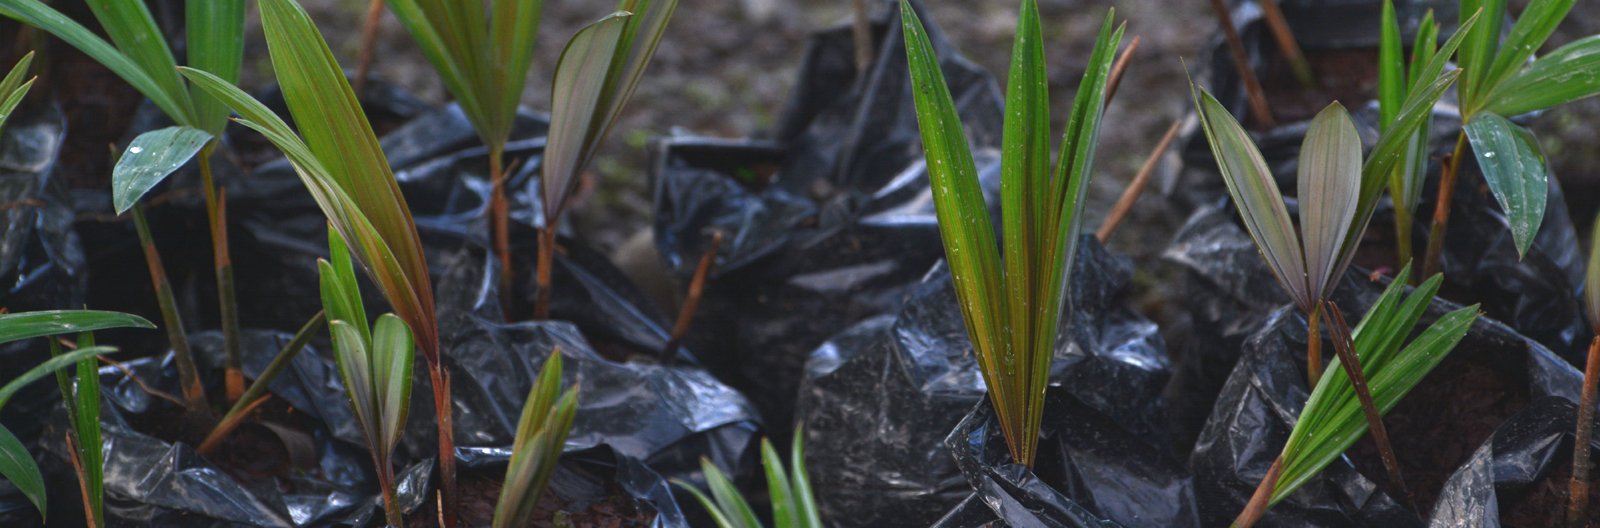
1173,207,1588,527
794,237,1174,528
651,0,1004,443
458,445,689,528
1427,397,1600,528
410,248,760,496
932,385,1200,528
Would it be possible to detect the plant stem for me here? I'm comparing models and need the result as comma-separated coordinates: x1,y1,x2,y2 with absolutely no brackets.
489,147,514,319
1394,199,1414,277
430,364,458,528
131,203,208,414
1324,301,1414,512
852,0,873,73
353,0,384,95
1306,303,1323,386
197,144,243,402
199,311,325,455
1232,456,1282,528
534,226,555,321
662,231,722,364
1256,0,1315,89
1207,0,1276,129
1422,131,1468,278
371,433,402,528
1570,334,1599,528
1098,118,1182,242
64,434,99,528
1105,36,1141,104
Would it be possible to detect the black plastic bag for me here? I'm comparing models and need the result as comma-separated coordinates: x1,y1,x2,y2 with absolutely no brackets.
931,385,1200,528
1175,208,1589,527
458,445,689,528
650,0,1004,443
794,237,1173,528
1427,397,1600,528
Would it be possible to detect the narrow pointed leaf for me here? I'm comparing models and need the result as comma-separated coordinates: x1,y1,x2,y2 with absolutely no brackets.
1457,0,1506,110
0,311,154,344
1464,113,1547,256
322,229,371,346
383,0,492,140
1407,11,1438,94
704,459,761,528
0,346,118,410
542,13,630,221
673,477,747,528
761,438,799,528
486,0,547,145
0,78,31,134
589,0,679,169
81,0,194,123
371,314,413,453
71,333,103,527
328,320,377,446
186,0,246,135
0,0,189,121
1193,88,1310,310
1588,210,1600,331
494,351,575,528
112,126,214,213
998,0,1050,407
791,428,820,528
0,425,43,518
1299,104,1363,304
1482,0,1574,99
0,52,33,133
1480,35,1600,117
1378,0,1405,128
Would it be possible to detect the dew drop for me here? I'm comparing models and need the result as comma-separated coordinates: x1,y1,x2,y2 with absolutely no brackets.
1483,151,1495,158
129,147,143,154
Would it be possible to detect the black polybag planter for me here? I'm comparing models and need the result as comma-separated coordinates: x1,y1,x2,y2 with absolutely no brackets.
793,237,1173,528
651,0,1003,443
931,386,1200,528
1426,397,1600,528
1175,209,1589,527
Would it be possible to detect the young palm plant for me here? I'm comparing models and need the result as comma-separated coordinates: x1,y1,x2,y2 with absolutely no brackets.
1,0,251,401
903,0,1122,467
534,0,677,320
1421,0,1600,277
1572,210,1600,527
175,0,456,520
674,429,822,528
0,310,153,523
320,231,414,527
1377,1,1439,271
1230,266,1477,527
491,349,577,528
904,0,1128,467
0,52,35,134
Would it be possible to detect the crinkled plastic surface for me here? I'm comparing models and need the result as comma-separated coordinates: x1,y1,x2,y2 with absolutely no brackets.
794,237,1173,528
458,444,689,528
409,248,759,508
651,0,1004,443
1173,207,1588,527
932,385,1199,528
1427,397,1600,528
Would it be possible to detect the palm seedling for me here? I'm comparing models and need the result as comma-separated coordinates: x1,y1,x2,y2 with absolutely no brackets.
1572,210,1600,527
1230,265,1477,527
674,428,822,528
902,0,1121,467
1,0,251,403
535,0,677,320
1420,0,1600,277
0,310,154,524
490,348,577,528
320,231,414,527
1377,0,1439,271
174,0,454,520
0,52,34,134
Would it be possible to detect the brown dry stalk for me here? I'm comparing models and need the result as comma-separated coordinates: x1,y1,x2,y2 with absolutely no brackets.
1206,0,1276,129
1570,334,1600,528
98,356,186,407
0,199,43,212
1233,456,1283,528
1104,36,1142,104
1097,117,1182,242
1307,303,1323,385
662,231,723,363
353,0,385,94
1323,301,1414,513
197,395,273,455
1256,0,1315,88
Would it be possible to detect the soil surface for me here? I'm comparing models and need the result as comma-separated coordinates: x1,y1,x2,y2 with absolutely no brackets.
1345,348,1532,518
1503,463,1600,528
1260,48,1380,126
406,469,655,528
129,395,312,486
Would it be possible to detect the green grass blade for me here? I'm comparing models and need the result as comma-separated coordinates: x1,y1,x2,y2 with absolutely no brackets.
998,0,1050,420
383,0,493,141
1457,0,1505,112
0,52,33,134
81,0,195,124
111,126,214,214
672,477,746,528
761,438,798,528
1481,35,1600,117
186,0,246,135
542,12,630,221
1298,103,1363,305
1192,87,1309,309
0,346,117,410
72,333,102,527
328,319,378,446
487,0,546,146
494,350,576,528
371,314,413,453
0,311,154,344
0,425,43,519
1378,0,1405,128
0,0,189,122
1482,0,1573,101
705,458,761,528
1408,11,1438,93
318,237,370,347
900,0,1011,452
790,429,820,528
1464,113,1548,257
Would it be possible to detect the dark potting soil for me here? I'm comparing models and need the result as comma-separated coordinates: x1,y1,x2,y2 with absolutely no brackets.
1502,463,1600,528
405,470,655,528
129,396,311,486
1260,48,1380,125
1344,347,1533,518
